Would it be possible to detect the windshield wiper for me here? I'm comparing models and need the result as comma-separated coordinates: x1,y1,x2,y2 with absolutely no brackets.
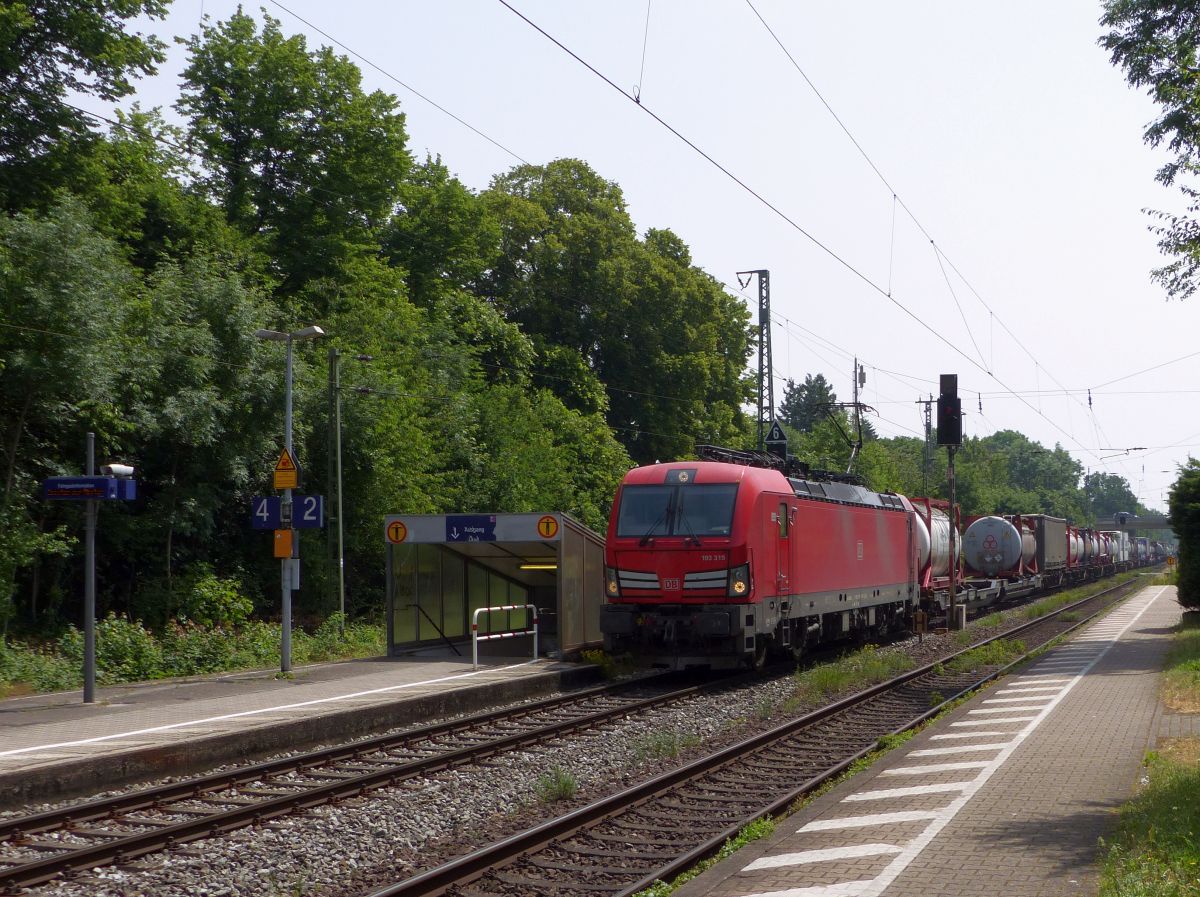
676,502,702,547
638,504,671,546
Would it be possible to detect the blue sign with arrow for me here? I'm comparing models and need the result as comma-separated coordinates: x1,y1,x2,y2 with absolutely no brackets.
446,514,496,542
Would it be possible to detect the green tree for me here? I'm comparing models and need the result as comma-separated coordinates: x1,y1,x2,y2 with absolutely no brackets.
177,9,410,301
779,374,837,433
482,159,753,463
0,197,138,626
1084,471,1139,521
0,0,167,209
1168,458,1200,608
1101,1,1200,298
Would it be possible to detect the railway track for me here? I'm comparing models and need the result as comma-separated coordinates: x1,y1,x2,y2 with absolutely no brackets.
0,671,760,892
365,576,1143,897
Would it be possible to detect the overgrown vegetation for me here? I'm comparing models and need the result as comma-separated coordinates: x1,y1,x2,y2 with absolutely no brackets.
633,730,702,762
1168,460,1200,609
0,613,383,697
533,765,577,802
945,639,1026,673
634,816,776,897
791,646,915,705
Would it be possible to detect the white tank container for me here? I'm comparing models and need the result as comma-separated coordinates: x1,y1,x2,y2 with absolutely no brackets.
914,507,956,577
963,516,1023,576
1017,519,1036,568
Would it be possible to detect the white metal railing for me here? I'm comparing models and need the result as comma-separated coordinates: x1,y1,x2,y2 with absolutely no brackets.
471,604,539,670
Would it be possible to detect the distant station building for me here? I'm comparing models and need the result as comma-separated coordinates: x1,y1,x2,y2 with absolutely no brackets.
383,512,605,659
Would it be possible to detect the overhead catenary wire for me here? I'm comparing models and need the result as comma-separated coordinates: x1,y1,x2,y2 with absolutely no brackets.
739,1,1136,461
266,0,528,165
493,1,1113,469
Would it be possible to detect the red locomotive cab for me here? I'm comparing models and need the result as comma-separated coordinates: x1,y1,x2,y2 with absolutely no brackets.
602,462,764,606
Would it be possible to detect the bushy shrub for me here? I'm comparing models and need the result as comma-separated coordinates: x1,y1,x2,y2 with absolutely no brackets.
177,564,253,628
1169,460,1200,609
56,616,163,684
2,612,383,694
0,640,79,694
293,615,385,665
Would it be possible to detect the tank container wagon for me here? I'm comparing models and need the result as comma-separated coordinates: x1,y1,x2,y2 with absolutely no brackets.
1101,530,1133,571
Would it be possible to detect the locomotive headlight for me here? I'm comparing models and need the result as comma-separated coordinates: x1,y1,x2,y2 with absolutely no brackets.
604,566,620,597
728,563,751,598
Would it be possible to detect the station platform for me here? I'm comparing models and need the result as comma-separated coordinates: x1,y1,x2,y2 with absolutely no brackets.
676,583,1194,897
0,652,597,808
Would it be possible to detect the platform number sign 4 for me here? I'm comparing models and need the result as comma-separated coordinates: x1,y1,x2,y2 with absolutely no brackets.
251,496,281,530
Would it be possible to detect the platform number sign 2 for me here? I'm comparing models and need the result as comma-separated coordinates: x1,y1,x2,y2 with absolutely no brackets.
293,494,324,529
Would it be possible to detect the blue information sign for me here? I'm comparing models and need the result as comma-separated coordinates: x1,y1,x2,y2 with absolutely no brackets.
293,494,324,529
44,477,136,501
446,514,497,542
251,496,281,530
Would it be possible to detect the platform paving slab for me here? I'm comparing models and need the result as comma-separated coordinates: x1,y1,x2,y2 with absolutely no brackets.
674,584,1181,897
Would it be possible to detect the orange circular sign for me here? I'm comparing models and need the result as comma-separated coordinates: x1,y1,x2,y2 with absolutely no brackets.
386,520,408,544
536,515,559,539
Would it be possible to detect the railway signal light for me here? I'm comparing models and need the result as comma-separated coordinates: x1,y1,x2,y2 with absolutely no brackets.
937,374,962,446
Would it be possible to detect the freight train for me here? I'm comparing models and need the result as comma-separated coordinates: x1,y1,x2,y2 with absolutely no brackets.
599,446,1155,670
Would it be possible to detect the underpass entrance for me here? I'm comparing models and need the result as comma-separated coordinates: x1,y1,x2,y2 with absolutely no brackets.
384,512,605,659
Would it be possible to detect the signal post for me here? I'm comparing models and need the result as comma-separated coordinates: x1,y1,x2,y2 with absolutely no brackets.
938,374,963,629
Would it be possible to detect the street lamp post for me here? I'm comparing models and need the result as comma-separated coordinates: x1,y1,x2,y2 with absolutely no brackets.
327,350,375,633
256,325,325,673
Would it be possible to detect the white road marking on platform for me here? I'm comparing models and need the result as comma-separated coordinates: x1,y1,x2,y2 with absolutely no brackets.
733,586,1167,897
745,844,904,870
908,742,1010,756
0,661,540,758
798,810,942,832
996,686,1063,695
844,781,973,801
968,705,1048,714
738,882,874,897
982,696,1053,704
882,761,989,775
950,716,1037,726
929,731,1008,739
1014,676,1071,683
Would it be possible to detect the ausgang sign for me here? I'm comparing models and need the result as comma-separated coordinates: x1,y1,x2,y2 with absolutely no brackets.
383,513,563,543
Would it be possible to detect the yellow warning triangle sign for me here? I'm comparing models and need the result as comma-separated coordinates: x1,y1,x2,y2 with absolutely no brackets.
275,448,297,472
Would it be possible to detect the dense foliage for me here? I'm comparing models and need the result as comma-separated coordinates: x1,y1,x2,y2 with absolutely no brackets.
0,5,1156,662
1168,459,1200,608
1102,0,1200,299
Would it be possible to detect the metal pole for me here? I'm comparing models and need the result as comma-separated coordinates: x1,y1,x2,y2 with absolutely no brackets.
947,444,959,629
84,432,96,703
282,335,293,673
334,351,345,633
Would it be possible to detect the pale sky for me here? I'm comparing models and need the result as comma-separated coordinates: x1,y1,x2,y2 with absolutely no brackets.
120,0,1200,512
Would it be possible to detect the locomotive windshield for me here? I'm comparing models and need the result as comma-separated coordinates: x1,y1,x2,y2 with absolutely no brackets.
616,483,738,539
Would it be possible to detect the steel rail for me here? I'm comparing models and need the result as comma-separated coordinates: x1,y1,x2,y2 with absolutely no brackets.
367,576,1143,897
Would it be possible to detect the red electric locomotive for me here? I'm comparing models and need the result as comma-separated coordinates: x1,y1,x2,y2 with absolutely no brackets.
600,448,919,669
